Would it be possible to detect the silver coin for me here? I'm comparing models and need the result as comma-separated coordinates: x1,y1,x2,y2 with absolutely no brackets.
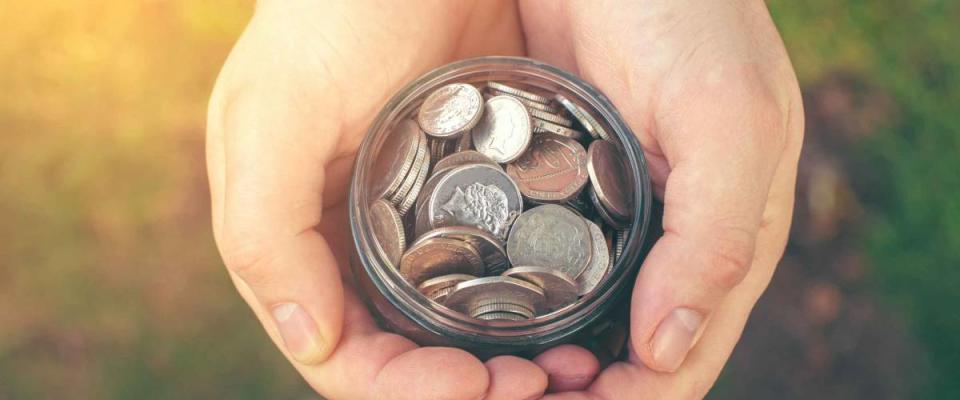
531,117,584,140
587,140,634,222
389,131,429,205
372,119,422,199
396,147,431,215
471,95,532,164
428,163,523,240
415,226,509,276
577,219,610,296
474,311,530,321
505,133,588,203
444,276,547,316
615,229,627,260
588,185,627,229
502,266,579,312
417,273,477,303
433,150,499,176
506,204,593,279
417,83,484,138
369,199,405,268
486,81,552,104
529,108,573,127
470,302,534,319
399,237,484,285
485,89,560,114
554,94,616,142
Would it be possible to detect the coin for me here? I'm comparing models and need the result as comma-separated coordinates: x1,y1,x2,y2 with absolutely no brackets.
415,226,509,276
396,148,431,215
372,119,422,199
486,81,552,104
417,274,476,303
506,133,588,203
413,170,449,239
417,83,484,138
615,229,627,260
528,108,573,127
474,311,530,321
577,219,610,296
470,302,534,319
454,130,473,152
444,276,547,316
503,266,579,312
587,140,634,222
588,185,627,229
506,204,593,279
389,130,429,205
486,89,560,114
471,95,532,164
399,237,484,285
428,163,523,240
433,150,499,176
369,199,406,268
531,117,584,140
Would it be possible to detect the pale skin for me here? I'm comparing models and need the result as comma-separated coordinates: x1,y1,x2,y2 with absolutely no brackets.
206,0,804,399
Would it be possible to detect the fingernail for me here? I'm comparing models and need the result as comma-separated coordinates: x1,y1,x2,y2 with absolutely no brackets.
651,307,703,372
272,302,326,364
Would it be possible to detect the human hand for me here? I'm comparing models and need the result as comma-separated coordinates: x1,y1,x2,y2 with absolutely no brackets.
518,0,803,397
207,0,803,399
206,1,551,399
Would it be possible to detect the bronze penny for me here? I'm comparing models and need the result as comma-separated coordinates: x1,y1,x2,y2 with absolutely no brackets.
506,133,588,203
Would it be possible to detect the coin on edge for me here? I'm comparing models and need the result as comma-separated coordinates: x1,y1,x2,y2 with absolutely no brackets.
503,266,579,312
399,237,484,285
587,140,635,222
577,219,610,296
417,274,477,303
471,95,532,164
389,130,429,206
417,83,484,138
506,204,593,279
372,119,422,199
445,276,547,316
506,133,588,203
428,163,524,240
396,146,431,215
369,199,406,268
486,81,552,104
531,117,584,140
433,150,499,176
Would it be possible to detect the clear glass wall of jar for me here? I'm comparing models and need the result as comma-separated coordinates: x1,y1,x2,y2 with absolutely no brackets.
349,56,654,357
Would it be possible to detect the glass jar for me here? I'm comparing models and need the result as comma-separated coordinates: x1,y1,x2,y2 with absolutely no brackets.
348,56,653,358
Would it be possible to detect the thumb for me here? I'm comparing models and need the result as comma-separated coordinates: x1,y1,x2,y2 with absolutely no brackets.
629,75,788,373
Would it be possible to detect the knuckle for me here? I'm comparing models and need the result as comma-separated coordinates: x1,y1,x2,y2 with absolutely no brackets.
218,229,278,287
703,226,756,291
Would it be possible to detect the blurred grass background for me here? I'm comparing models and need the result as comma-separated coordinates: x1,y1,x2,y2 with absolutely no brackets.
0,1,956,399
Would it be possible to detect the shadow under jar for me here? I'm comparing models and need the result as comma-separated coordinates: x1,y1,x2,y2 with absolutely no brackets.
349,56,653,358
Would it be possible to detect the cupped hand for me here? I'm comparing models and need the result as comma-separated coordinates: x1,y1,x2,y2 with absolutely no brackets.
207,0,803,399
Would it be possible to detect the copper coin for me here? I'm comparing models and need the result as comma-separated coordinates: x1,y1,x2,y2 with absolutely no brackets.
399,237,484,285
587,140,634,222
415,226,508,276
506,133,588,203
503,266,579,312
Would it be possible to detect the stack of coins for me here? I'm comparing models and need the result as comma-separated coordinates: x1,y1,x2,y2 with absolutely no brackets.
370,80,634,322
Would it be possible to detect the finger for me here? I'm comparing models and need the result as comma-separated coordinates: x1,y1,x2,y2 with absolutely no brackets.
626,70,790,373
213,71,346,364
232,273,493,400
483,356,548,400
533,345,601,393
517,0,579,73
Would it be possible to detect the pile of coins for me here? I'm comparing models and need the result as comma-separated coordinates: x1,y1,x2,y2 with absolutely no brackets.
369,80,634,322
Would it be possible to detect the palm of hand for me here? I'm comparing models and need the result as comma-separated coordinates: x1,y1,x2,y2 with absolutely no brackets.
207,1,802,399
